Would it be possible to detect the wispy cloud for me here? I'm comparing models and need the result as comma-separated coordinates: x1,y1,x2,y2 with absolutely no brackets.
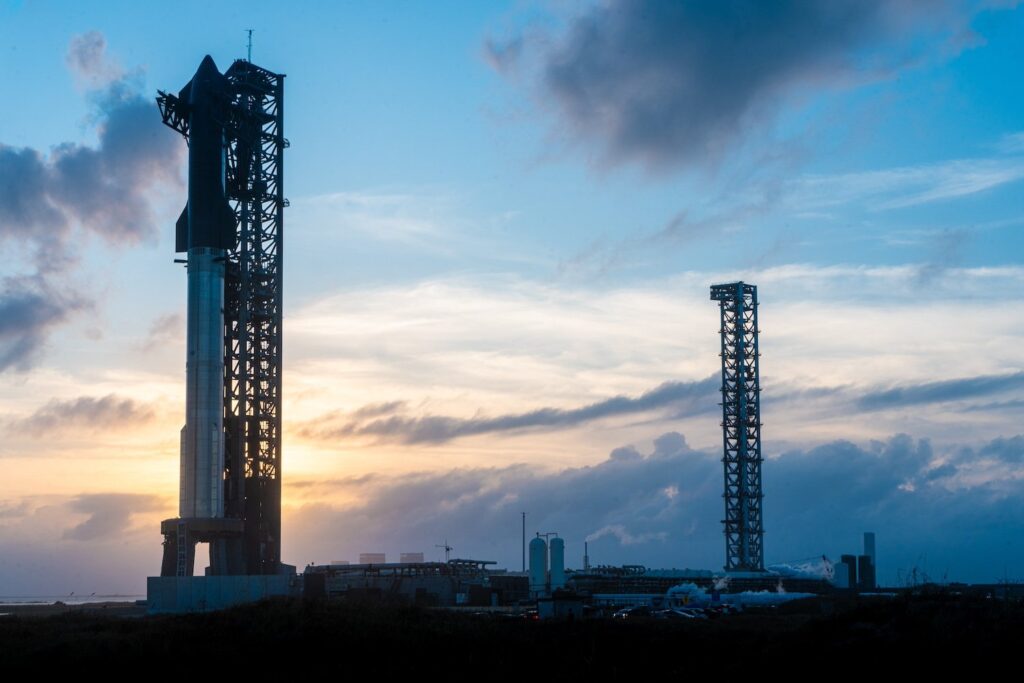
857,372,1024,411
558,152,1024,275
298,369,1024,448
299,378,718,445
796,158,1024,211
586,524,668,545
292,191,454,251
997,131,1024,154
8,394,156,435
285,266,1024,451
62,493,165,541
140,312,183,352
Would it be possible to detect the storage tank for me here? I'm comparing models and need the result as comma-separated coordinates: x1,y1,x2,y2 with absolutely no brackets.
529,535,548,596
841,554,858,588
831,561,851,589
858,554,876,591
549,537,566,589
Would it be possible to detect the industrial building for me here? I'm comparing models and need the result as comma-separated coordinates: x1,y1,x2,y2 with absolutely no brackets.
832,533,879,591
303,559,522,606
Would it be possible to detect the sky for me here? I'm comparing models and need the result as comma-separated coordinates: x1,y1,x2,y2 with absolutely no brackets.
1,0,1023,595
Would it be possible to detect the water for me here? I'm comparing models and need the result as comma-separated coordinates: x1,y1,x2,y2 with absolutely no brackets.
0,595,145,606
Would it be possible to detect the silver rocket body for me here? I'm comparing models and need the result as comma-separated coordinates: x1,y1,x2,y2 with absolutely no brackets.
179,246,226,518
172,55,235,521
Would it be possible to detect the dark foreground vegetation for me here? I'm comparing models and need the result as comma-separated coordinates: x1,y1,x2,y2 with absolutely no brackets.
1,593,1021,674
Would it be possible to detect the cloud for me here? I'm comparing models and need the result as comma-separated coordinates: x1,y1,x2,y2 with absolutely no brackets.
856,372,1024,411
1,39,179,250
288,431,1024,584
560,153,1024,275
299,377,719,445
65,30,125,88
3,430,1022,592
291,192,454,250
795,158,1024,211
351,401,408,419
297,364,1024,449
0,276,86,371
62,493,165,541
491,0,976,170
10,394,155,435
586,524,668,545
976,436,1024,464
284,266,1024,453
0,500,31,519
141,312,183,351
0,32,182,372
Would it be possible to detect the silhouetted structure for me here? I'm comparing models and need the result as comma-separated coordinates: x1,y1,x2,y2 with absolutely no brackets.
841,554,858,589
858,555,876,591
710,282,764,572
156,55,287,577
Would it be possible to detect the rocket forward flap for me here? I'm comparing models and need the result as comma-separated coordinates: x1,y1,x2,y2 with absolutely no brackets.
177,78,193,108
174,199,234,252
175,204,189,253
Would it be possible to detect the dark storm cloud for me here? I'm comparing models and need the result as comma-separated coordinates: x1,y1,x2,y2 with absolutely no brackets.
0,276,85,372
0,32,182,372
299,377,719,445
491,0,968,170
62,493,164,541
12,394,155,435
289,431,1024,583
856,372,1024,411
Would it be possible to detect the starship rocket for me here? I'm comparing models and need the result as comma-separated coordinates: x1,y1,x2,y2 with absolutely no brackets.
173,56,235,520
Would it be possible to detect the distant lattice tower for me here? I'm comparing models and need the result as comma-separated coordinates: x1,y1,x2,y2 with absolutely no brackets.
710,281,765,572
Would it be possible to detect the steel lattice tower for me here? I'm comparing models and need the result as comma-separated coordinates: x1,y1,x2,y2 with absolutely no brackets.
156,58,286,576
710,281,764,572
222,60,287,575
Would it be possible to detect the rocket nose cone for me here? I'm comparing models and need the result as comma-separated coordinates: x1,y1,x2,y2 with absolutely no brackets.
196,54,221,77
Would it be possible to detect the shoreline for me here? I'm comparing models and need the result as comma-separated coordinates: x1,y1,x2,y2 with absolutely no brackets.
0,601,146,618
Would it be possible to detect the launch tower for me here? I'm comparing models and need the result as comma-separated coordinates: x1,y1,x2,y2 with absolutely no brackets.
710,282,765,572
156,56,287,577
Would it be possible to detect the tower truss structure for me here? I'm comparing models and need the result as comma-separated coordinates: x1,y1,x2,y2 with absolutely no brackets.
710,282,764,572
222,60,287,575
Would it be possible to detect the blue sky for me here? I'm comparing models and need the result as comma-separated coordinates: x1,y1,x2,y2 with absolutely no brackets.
0,1,1022,593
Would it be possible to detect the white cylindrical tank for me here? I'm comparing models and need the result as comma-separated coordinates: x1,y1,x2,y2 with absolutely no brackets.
549,537,566,589
529,535,548,595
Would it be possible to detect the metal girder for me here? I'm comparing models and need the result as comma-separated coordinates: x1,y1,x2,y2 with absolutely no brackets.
221,60,286,575
710,282,765,572
156,91,190,138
